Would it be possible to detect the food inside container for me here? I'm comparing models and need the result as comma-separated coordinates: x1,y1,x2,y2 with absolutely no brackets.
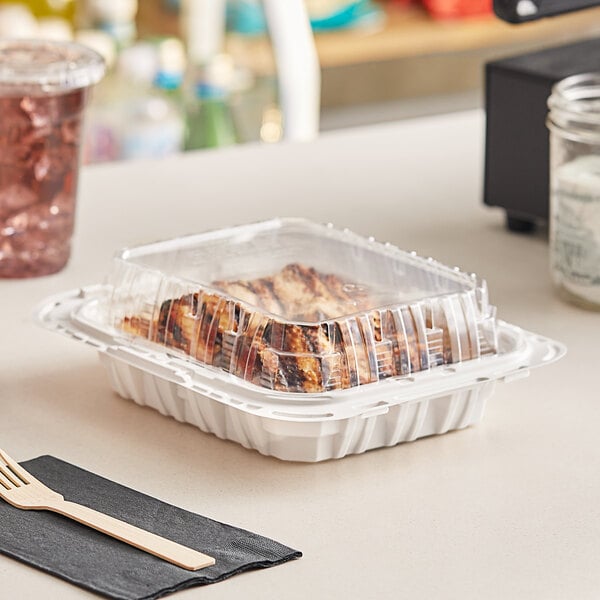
105,218,498,393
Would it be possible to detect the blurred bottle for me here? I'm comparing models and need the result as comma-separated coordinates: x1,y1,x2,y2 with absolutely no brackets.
116,43,185,161
153,37,186,102
79,0,138,48
185,54,238,150
81,38,186,163
180,0,238,150
180,0,226,66
120,42,185,160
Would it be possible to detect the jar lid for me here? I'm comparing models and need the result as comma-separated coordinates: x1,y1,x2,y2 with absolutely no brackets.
0,39,105,96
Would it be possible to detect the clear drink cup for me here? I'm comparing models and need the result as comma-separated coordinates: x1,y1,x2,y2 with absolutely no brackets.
0,40,105,278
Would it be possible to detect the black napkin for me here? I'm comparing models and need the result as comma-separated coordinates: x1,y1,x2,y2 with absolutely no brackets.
0,456,301,599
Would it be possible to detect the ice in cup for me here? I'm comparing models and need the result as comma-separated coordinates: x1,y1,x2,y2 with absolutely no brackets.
0,40,105,278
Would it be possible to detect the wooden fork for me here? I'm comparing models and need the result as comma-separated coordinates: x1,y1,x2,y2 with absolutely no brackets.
0,448,215,571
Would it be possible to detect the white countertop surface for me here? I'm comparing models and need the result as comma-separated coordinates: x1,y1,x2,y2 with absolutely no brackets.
2,110,599,600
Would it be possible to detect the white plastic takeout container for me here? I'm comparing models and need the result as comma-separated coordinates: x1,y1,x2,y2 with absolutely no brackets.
36,219,565,461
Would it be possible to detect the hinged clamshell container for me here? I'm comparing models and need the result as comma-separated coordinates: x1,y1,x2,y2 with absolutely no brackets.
106,218,498,394
35,219,565,461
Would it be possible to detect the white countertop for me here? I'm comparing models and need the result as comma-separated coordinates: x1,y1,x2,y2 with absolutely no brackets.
2,110,599,600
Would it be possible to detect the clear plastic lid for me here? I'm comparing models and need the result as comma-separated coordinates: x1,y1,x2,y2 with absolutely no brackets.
105,219,498,394
0,39,105,96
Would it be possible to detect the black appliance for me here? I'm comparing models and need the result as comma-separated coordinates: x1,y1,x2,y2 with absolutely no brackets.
495,0,600,23
484,0,600,232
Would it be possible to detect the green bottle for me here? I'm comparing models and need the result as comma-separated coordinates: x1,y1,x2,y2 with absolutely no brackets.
185,82,237,150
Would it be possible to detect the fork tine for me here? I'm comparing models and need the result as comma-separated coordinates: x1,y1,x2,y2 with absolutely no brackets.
0,448,34,486
0,469,13,490
0,464,21,487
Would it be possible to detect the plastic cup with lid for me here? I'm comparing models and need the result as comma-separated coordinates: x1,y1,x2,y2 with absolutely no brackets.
0,39,105,278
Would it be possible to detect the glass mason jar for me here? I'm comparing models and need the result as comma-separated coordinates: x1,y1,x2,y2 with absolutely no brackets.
547,72,600,310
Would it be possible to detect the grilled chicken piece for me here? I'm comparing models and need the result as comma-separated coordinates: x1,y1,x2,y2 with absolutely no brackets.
121,315,151,339
261,322,341,392
272,263,358,320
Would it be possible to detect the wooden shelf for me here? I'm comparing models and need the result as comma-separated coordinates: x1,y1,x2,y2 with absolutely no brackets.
226,4,600,75
138,0,600,103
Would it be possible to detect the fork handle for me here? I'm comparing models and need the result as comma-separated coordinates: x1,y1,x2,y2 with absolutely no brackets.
47,500,215,571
